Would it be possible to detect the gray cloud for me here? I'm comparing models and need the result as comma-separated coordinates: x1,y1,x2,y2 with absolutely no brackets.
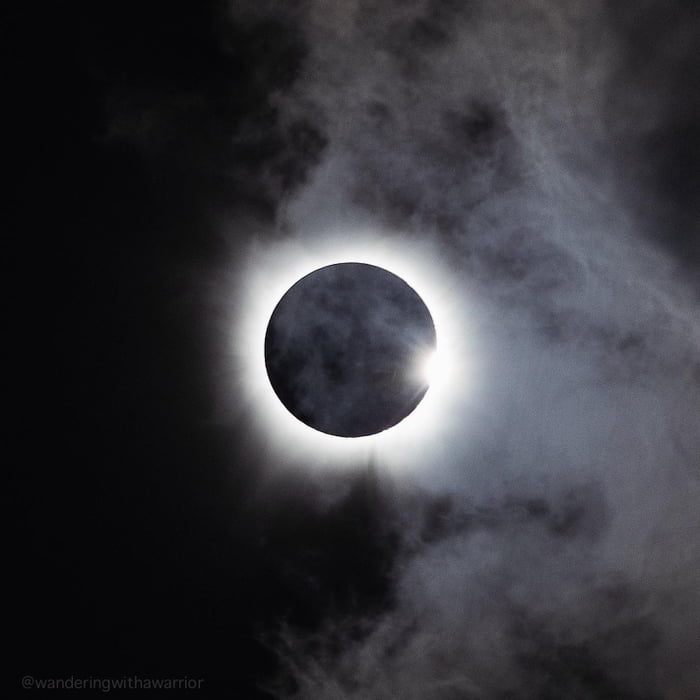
221,0,700,697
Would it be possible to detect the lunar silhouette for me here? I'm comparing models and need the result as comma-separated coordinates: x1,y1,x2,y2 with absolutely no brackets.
264,263,436,437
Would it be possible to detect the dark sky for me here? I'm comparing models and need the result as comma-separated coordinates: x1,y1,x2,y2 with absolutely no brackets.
13,1,700,698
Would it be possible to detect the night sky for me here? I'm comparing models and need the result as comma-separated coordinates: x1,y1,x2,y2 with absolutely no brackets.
13,1,700,698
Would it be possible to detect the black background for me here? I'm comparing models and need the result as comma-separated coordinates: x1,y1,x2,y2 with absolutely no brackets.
12,2,347,695
11,1,700,698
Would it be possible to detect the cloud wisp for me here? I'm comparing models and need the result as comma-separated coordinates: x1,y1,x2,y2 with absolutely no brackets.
218,1,700,697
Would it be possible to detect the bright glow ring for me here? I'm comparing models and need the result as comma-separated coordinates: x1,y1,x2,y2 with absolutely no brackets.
221,226,482,473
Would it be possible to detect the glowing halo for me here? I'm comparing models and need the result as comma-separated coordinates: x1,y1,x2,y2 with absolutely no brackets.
221,226,482,474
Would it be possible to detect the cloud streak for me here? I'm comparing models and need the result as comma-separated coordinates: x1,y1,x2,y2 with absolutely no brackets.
218,1,700,697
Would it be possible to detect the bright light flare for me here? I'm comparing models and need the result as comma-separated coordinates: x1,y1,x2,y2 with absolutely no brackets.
414,349,440,388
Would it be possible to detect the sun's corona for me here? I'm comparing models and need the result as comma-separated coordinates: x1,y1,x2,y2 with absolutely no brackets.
223,226,481,472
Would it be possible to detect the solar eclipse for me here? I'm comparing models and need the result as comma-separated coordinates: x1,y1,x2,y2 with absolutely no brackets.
225,230,479,471
264,262,437,437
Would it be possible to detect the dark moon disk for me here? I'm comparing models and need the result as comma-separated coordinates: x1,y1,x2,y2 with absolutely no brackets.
264,262,437,437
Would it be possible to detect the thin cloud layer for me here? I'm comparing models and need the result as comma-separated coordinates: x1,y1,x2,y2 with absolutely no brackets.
220,1,700,697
